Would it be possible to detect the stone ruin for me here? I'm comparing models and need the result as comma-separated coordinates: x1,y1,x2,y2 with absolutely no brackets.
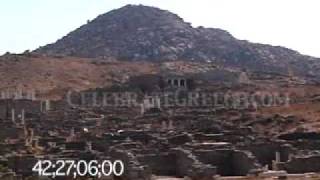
0,79,320,180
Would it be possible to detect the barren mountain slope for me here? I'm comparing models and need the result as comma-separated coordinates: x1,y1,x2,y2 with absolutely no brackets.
0,54,157,98
36,5,320,78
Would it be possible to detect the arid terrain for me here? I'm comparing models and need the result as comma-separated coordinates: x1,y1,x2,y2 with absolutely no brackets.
0,54,158,99
1,4,320,180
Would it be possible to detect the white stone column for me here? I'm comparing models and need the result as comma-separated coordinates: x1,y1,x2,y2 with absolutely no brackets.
272,151,281,170
11,109,15,124
31,91,36,100
18,89,23,99
45,100,51,111
21,109,25,125
30,128,34,142
155,97,161,109
275,151,281,163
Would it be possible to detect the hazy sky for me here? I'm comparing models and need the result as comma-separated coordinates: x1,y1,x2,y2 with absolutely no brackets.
0,0,319,57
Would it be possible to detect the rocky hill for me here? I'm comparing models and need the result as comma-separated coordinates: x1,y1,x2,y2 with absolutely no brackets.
36,4,320,78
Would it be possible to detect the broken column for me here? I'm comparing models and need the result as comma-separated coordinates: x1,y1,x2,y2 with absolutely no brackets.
11,109,16,124
40,100,51,112
155,96,161,110
27,90,36,100
276,152,281,163
21,109,25,125
45,100,51,111
272,151,281,170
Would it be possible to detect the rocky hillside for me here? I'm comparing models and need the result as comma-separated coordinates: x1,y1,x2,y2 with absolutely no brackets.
36,5,320,78
0,54,156,99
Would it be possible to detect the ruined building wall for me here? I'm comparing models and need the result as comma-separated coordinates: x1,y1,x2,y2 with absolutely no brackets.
281,155,320,173
138,153,177,176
